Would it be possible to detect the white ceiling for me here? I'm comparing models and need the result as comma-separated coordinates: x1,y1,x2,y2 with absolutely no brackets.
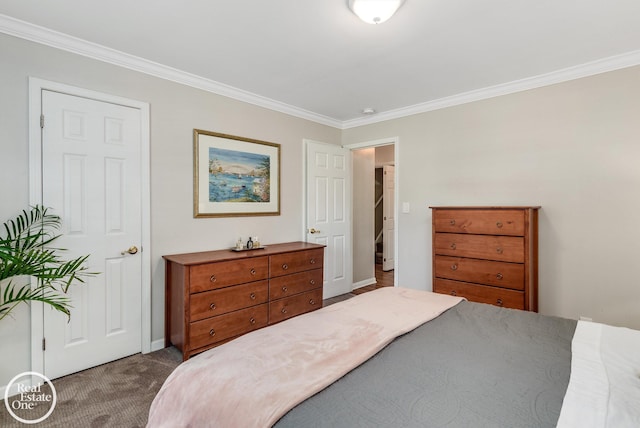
1,0,640,128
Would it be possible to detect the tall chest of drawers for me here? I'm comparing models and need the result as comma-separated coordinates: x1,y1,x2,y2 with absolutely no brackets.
430,207,539,311
164,241,324,360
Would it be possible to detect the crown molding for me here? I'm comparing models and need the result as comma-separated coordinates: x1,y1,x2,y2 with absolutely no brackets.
0,14,342,129
2,14,639,131
341,49,640,129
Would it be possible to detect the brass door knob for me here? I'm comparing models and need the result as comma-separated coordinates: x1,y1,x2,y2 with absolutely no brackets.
308,228,321,234
121,246,138,255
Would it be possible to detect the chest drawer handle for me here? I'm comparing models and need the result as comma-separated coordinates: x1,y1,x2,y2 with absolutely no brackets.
282,264,288,270
496,298,503,306
309,299,316,305
249,293,256,300
496,221,503,228
209,303,216,310
281,286,288,292
310,279,316,285
249,317,256,325
210,275,216,282
450,243,456,250
250,268,256,275
281,307,287,314
496,247,503,254
450,290,457,296
209,329,216,337
451,264,458,271
449,219,456,226
496,273,503,280
310,258,316,264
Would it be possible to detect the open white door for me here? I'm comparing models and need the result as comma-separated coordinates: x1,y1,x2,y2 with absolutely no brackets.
305,140,352,298
40,90,143,379
382,164,395,271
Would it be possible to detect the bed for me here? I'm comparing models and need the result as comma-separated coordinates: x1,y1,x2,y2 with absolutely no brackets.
147,287,640,427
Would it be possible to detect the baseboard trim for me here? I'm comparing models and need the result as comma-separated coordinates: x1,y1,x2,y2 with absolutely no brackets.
0,378,32,399
352,277,377,290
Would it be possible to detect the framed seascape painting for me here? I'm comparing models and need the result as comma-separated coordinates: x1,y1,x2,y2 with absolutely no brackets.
194,130,280,217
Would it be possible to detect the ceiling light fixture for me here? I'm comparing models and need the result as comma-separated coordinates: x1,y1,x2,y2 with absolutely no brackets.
348,0,406,24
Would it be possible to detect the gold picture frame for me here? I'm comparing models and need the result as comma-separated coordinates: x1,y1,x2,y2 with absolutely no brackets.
194,129,281,217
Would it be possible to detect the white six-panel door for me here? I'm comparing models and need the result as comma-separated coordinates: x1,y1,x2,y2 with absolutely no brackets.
41,90,143,379
305,141,352,298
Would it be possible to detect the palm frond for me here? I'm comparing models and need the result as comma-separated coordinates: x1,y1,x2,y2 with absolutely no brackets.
0,205,96,322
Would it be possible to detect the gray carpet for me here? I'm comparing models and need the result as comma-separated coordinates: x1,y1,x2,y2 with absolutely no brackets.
0,347,182,427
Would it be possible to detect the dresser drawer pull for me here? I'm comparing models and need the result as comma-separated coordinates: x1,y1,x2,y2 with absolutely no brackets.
282,264,288,270
451,264,458,271
281,307,287,314
450,290,457,296
249,293,256,300
209,303,216,310
281,286,288,292
209,275,216,282
310,279,316,285
310,258,316,264
496,273,503,280
496,298,503,306
449,219,456,225
250,268,256,275
450,243,456,250
209,329,216,337
496,247,503,254
309,299,316,305
496,221,503,228
250,317,256,325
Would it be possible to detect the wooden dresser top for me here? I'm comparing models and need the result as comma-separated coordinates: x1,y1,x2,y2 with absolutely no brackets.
163,241,325,266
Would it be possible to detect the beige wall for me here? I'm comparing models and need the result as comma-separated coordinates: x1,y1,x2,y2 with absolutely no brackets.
0,33,340,387
352,148,375,285
375,144,395,166
343,65,640,330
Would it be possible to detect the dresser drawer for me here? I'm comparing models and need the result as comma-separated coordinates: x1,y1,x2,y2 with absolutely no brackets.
434,255,524,290
189,257,269,293
189,304,268,350
269,288,322,324
434,233,524,263
433,209,525,236
269,269,322,300
190,280,268,322
434,279,524,310
270,248,324,278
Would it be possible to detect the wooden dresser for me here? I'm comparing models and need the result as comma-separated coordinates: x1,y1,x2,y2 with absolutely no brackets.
430,207,539,311
164,241,324,360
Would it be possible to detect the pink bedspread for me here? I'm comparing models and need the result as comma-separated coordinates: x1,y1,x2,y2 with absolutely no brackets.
147,287,463,427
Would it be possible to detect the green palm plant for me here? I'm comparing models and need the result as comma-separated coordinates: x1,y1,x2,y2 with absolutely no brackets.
0,205,95,321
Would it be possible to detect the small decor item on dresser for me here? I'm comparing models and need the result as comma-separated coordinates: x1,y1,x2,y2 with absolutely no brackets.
235,237,243,251
246,237,254,249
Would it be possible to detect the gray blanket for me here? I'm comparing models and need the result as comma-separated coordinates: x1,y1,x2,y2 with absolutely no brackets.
275,301,577,428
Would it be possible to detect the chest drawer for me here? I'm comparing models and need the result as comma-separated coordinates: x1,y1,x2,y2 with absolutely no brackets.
270,248,324,278
434,279,524,310
434,255,524,290
190,280,268,322
189,257,269,293
190,304,268,350
434,233,524,263
434,209,525,236
269,269,322,300
269,288,323,324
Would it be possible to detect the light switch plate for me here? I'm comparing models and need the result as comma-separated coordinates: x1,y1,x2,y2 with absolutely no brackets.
402,202,410,213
